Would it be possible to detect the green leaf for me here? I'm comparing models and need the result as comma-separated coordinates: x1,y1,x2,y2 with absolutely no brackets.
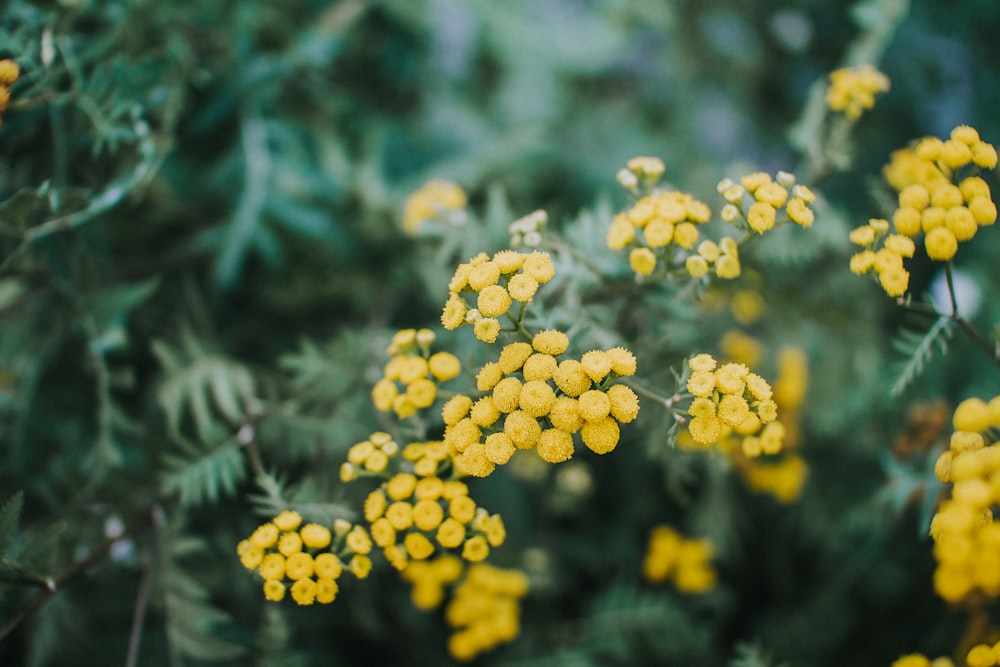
161,440,247,506
15,520,65,575
0,491,23,557
890,316,955,397
158,527,246,663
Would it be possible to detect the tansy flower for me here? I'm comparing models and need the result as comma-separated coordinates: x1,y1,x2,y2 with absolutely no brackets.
403,180,467,234
826,64,890,119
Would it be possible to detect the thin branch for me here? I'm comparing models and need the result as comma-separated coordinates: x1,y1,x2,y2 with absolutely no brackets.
0,510,155,642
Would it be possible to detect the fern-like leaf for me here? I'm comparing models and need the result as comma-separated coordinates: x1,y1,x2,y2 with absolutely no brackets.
161,439,246,506
0,491,23,558
890,316,955,397
157,524,245,664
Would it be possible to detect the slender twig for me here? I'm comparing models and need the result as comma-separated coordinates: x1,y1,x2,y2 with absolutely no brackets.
124,507,161,667
0,510,155,642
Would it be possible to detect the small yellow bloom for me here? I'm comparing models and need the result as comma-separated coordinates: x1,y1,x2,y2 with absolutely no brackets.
300,523,332,549
532,329,569,355
273,510,303,532
428,351,461,381
580,417,620,454
462,535,490,562
924,226,958,261
473,317,500,343
263,579,286,602
536,428,575,463
629,247,657,276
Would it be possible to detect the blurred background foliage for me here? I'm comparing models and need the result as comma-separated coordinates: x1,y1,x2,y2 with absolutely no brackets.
1,0,999,665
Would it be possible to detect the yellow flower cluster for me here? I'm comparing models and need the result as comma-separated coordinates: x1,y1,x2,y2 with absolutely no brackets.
362,470,506,571
616,155,667,193
683,237,741,280
642,525,716,594
890,654,954,667
339,431,400,481
0,59,19,128
685,353,782,455
717,170,816,234
236,510,372,605
441,250,556,343
929,395,1000,603
606,187,712,277
739,347,810,502
825,64,890,120
442,331,639,476
403,179,467,234
848,218,915,297
876,126,997,270
445,563,529,661
966,642,1000,667
371,328,461,419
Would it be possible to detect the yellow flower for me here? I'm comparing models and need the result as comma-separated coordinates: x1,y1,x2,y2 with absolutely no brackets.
314,553,343,580
522,353,558,381
605,347,637,376
580,350,612,382
553,359,592,397
258,553,286,581
413,499,445,532
606,214,635,250
462,536,490,562
715,252,740,279
532,329,569,355
441,294,466,330
536,428,574,463
449,495,478,524
436,518,467,549
474,317,500,343
519,380,557,417
238,543,264,570
580,417,620,454
491,376,523,414
924,226,958,261
263,579,286,602
285,552,315,580
688,415,721,445
607,385,639,423
577,389,612,421
826,65,890,119
250,523,279,549
477,284,512,317
300,523,332,549
428,351,461,381
754,182,788,208
629,247,657,276
466,396,498,427
483,432,515,465
522,251,555,283
549,396,583,433
350,554,372,578
504,410,542,449
346,525,373,555
786,198,814,226
404,532,436,560
644,219,674,247
273,510,303,532
747,201,776,233
498,342,533,373
403,180,467,234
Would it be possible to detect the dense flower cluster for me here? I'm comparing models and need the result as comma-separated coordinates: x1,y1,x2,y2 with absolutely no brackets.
848,217,914,297
403,179,468,234
929,395,1000,603
441,249,556,343
442,331,639,476
717,170,816,234
0,59,19,128
371,328,462,419
642,525,716,594
825,64,890,119
237,510,372,605
616,155,667,193
683,237,742,280
445,563,529,661
361,468,506,570
339,431,401,481
606,186,712,277
684,353,782,455
856,126,998,297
